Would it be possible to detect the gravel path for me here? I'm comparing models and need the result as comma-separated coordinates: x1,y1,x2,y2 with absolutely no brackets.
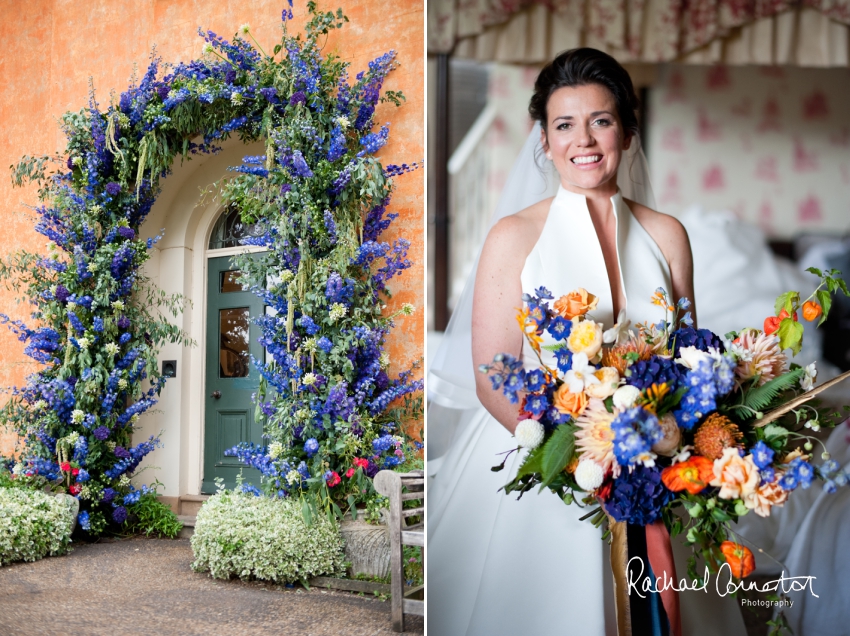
0,536,423,636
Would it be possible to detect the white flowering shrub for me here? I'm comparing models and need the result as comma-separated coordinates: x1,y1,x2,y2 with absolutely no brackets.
191,491,345,583
0,487,74,566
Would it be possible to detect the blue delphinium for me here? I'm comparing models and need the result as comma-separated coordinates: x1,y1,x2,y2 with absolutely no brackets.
611,407,664,466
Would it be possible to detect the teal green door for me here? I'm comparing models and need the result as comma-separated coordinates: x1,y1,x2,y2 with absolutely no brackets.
202,256,264,493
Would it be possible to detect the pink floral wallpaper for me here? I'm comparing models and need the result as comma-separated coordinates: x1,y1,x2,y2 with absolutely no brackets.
648,64,850,237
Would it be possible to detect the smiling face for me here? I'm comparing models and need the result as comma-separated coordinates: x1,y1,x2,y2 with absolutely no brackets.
541,83,632,196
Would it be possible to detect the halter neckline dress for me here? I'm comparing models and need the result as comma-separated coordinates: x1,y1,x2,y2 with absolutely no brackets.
427,186,748,636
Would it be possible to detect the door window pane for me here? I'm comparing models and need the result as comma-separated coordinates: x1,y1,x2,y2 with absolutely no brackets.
219,307,251,378
220,270,247,293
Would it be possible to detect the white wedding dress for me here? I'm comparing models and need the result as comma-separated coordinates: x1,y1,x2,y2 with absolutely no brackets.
428,186,748,636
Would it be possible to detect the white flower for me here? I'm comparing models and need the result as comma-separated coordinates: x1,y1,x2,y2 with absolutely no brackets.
111,300,124,311
675,345,714,370
336,116,350,129
87,262,98,273
635,450,658,468
66,302,77,311
329,303,347,322
286,469,302,485
230,91,244,106
574,459,605,491
33,400,47,411
564,352,600,394
71,156,83,166
401,303,415,315
203,43,214,55
801,362,817,391
612,385,641,410
302,372,317,386
515,419,544,449
105,342,120,355
379,352,390,368
602,309,631,345
674,445,694,464
239,23,251,34
118,379,128,390
268,442,283,459
78,337,91,350
12,463,23,476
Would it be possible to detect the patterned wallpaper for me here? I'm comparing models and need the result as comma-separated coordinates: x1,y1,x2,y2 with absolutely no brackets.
648,64,850,238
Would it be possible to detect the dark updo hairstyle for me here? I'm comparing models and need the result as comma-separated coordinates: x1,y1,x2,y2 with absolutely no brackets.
529,48,640,140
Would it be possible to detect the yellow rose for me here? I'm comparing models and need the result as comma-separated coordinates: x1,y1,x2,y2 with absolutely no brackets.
554,288,599,320
585,367,620,400
553,384,588,418
567,318,603,358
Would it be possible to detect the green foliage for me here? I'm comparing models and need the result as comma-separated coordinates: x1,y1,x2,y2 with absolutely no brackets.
0,487,75,566
126,493,183,538
725,368,805,420
191,490,346,583
540,424,576,487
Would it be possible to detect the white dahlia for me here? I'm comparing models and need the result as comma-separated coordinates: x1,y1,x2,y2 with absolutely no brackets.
574,459,605,491
515,419,544,449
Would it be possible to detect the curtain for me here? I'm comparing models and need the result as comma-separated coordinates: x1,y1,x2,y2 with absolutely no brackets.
428,0,850,66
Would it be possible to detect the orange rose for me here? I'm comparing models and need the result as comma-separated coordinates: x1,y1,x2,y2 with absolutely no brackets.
661,456,715,494
802,300,822,321
553,384,588,418
720,541,756,578
553,288,599,320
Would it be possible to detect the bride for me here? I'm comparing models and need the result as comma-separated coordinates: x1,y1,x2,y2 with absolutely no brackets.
427,49,748,635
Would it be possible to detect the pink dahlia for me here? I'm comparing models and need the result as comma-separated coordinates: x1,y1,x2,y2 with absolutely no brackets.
574,399,619,477
732,329,787,386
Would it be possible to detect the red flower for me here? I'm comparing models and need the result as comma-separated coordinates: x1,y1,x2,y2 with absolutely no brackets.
345,468,356,478
353,457,369,469
326,472,341,488
764,308,797,335
68,484,82,496
71,468,80,476
596,479,613,502
60,462,71,472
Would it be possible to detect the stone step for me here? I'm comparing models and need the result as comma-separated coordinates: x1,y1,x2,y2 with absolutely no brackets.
178,494,209,517
177,514,196,539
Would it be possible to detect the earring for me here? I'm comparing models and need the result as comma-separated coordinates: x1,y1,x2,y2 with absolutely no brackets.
546,152,552,160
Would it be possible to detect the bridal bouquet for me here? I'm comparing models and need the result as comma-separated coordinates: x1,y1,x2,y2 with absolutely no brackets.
482,269,850,580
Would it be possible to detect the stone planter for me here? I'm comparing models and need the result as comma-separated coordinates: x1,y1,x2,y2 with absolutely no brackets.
339,515,390,579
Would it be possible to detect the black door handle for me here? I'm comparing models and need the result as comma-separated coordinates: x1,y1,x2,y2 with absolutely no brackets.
211,391,222,399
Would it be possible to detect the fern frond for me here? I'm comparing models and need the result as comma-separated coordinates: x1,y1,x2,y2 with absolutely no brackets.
727,368,804,419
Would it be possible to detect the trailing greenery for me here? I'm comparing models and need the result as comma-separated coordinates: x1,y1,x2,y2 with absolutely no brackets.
190,489,345,584
124,492,183,538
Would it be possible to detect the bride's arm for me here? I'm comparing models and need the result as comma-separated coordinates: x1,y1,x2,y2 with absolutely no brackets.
471,214,539,434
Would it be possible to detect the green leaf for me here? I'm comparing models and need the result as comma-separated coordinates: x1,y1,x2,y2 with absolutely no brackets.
774,291,796,316
514,444,545,481
806,266,823,277
816,289,832,326
777,318,804,355
762,424,791,442
541,424,576,487
347,495,357,520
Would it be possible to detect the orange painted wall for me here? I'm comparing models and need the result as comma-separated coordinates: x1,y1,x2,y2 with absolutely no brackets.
0,0,425,456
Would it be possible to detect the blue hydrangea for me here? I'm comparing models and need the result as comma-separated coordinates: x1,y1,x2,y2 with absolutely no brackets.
604,465,673,525
78,510,91,531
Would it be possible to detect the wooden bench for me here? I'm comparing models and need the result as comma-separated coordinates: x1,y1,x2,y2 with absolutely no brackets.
374,469,424,632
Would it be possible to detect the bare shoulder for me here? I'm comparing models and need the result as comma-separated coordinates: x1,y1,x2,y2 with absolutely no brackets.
623,198,691,260
485,196,553,258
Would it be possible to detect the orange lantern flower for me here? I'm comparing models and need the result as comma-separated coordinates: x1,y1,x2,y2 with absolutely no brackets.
720,541,756,578
763,308,797,335
661,456,715,495
802,300,822,322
